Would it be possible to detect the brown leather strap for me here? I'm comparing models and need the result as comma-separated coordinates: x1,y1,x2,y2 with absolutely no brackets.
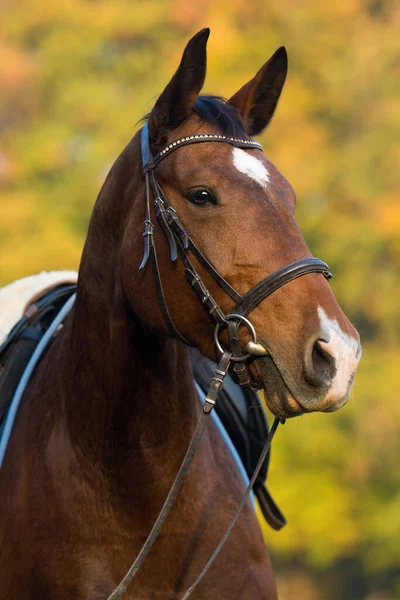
187,239,242,303
150,244,192,346
152,177,242,303
228,320,252,388
151,175,229,330
131,123,333,598
232,258,332,317
106,352,232,600
139,171,191,344
139,172,154,270
24,304,40,324
154,195,178,262
255,485,286,531
181,416,282,599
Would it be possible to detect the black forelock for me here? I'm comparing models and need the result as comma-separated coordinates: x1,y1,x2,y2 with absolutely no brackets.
192,95,247,137
141,95,246,138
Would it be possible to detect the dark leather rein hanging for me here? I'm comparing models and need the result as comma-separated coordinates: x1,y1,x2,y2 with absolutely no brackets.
106,124,332,600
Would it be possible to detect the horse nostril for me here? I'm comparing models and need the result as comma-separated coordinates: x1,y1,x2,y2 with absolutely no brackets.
305,339,337,388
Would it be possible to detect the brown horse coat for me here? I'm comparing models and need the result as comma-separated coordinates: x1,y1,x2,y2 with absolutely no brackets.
0,29,361,599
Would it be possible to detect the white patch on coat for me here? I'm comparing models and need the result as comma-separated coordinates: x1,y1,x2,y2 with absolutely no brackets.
0,271,78,345
232,147,269,189
317,306,361,403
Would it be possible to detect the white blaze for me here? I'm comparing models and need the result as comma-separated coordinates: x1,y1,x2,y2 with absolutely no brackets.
317,306,361,402
232,147,269,188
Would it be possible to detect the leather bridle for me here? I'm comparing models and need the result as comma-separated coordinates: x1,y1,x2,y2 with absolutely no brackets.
106,123,332,600
139,122,332,386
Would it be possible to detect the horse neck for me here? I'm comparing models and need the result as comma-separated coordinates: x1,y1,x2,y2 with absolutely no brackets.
60,145,199,486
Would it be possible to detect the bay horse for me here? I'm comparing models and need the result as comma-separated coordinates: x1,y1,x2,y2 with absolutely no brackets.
0,29,361,599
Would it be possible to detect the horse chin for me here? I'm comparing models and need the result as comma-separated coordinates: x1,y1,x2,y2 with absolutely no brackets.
256,356,305,419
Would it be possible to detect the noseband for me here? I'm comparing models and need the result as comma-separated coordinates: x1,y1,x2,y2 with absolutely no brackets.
106,124,332,600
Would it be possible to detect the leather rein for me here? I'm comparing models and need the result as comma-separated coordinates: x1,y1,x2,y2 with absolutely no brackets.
106,124,332,600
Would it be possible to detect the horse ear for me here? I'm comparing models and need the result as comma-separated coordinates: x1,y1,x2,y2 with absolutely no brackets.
148,28,209,148
228,47,288,136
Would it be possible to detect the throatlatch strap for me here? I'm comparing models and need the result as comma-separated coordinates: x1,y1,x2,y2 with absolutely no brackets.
150,245,192,345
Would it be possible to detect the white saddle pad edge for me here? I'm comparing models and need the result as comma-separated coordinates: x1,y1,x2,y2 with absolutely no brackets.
0,271,78,346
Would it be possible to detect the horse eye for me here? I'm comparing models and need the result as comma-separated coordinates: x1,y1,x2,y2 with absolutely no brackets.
187,189,216,206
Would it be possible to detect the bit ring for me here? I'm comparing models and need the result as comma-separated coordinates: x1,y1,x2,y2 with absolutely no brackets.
214,313,257,362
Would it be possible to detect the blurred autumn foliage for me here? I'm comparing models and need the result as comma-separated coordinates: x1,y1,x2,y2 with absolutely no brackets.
0,1,399,598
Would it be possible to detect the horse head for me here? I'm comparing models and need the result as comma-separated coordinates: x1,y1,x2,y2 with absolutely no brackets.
104,28,361,419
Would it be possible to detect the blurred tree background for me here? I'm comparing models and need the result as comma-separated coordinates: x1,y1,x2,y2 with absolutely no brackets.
0,0,399,598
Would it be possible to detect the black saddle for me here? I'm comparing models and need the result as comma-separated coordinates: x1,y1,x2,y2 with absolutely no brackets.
0,284,285,530
0,284,77,423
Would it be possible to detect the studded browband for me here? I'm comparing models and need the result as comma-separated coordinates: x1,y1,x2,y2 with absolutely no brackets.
142,127,263,172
